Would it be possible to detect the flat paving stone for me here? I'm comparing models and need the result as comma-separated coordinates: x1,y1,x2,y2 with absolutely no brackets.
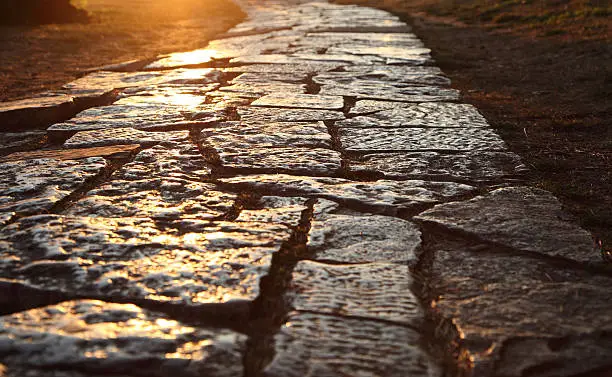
232,72,307,83
296,32,423,49
308,213,422,263
0,157,107,216
415,186,596,263
263,312,440,377
314,65,450,87
340,127,507,152
290,261,422,326
236,107,344,122
327,45,431,64
212,147,342,176
351,151,527,181
223,62,342,75
202,121,331,149
251,93,344,110
236,196,308,227
338,102,489,129
430,243,612,376
218,82,306,97
220,174,475,215
0,132,46,152
64,128,189,148
319,80,459,102
0,95,76,131
230,53,384,65
0,145,140,163
0,300,245,377
0,215,291,305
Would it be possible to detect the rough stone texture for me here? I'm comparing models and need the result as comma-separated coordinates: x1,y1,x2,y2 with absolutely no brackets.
263,312,440,377
0,300,246,377
326,45,431,65
0,145,140,163
429,243,612,376
416,186,596,263
223,62,342,75
321,64,450,86
64,128,189,148
236,196,309,227
319,80,459,102
0,215,290,305
338,102,489,128
218,81,306,97
0,157,107,216
308,213,421,263
340,127,507,152
237,107,344,122
0,132,46,152
231,72,306,83
251,93,344,110
0,95,76,131
202,121,331,149
230,53,384,65
212,147,342,176
221,174,475,214
290,261,422,326
351,151,527,181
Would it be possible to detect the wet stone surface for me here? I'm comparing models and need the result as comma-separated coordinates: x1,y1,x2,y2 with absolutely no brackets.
263,312,440,377
0,300,246,377
221,174,475,214
290,261,423,326
416,186,596,263
64,128,189,148
351,151,527,181
340,127,507,152
0,157,107,216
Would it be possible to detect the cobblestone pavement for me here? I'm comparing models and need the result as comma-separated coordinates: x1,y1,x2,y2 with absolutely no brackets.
1,1,611,376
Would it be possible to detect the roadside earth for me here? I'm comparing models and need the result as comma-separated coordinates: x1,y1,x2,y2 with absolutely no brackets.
336,0,612,250
0,0,244,101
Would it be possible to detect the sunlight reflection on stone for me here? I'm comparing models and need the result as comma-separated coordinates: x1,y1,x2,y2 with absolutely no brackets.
147,49,221,69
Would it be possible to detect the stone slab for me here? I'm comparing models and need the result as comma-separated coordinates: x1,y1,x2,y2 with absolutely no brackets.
415,186,596,262
65,128,189,148
232,72,307,83
0,95,76,131
237,107,344,122
218,82,307,97
315,65,450,87
0,300,245,377
0,157,107,216
351,151,527,181
223,63,342,75
0,215,290,305
296,32,423,49
251,94,344,110
340,127,507,152
220,174,475,215
236,196,309,227
327,45,431,64
0,145,140,163
290,261,422,326
338,102,489,128
0,132,46,152
319,80,460,102
308,213,421,263
263,312,440,377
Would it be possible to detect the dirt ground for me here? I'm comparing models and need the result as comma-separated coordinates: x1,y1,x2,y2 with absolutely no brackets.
337,0,612,252
0,0,244,101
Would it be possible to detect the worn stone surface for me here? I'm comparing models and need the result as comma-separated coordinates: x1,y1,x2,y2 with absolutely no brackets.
236,196,308,227
0,157,107,216
0,132,46,152
290,261,422,325
314,65,450,86
0,95,76,131
351,151,527,181
0,145,140,163
0,300,246,377
221,174,475,214
237,107,344,122
251,93,344,110
0,215,290,305
416,186,596,262
340,127,507,152
65,128,189,148
320,80,459,102
264,312,440,377
308,213,421,263
223,62,342,75
338,102,489,128
218,81,306,97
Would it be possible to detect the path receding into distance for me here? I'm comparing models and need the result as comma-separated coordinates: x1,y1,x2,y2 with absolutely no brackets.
1,0,611,376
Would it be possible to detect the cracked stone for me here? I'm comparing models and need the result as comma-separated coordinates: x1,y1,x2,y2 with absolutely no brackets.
236,107,344,122
251,93,344,110
236,196,309,227
415,186,596,262
212,147,342,176
0,157,107,216
202,121,331,149
0,145,140,163
340,127,507,152
263,312,440,377
429,243,612,376
315,65,450,87
319,80,459,102
0,300,245,377
338,102,489,128
65,127,189,148
220,174,475,215
0,95,76,131
0,132,46,152
308,213,421,263
0,215,291,305
290,261,422,326
351,151,527,181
